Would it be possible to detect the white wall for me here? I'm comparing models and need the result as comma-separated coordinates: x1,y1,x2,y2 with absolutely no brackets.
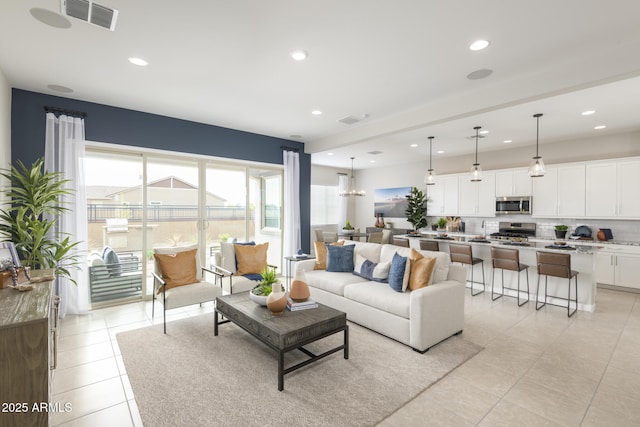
311,130,640,233
0,68,10,168
0,67,10,206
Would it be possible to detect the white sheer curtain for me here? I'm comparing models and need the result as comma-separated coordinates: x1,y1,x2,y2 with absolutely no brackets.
337,174,348,229
283,150,300,259
45,113,89,317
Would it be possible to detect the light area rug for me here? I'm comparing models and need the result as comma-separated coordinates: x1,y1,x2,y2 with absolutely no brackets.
117,313,482,427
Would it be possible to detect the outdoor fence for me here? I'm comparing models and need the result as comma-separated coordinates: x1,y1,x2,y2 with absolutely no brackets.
87,204,280,228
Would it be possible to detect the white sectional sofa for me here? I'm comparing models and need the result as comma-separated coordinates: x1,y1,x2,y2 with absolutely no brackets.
294,241,466,353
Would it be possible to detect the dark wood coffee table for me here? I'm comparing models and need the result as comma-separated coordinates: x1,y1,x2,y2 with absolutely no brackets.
214,293,348,391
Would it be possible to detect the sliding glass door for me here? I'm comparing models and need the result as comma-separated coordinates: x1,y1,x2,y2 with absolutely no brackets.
145,157,200,296
84,146,283,306
85,151,145,304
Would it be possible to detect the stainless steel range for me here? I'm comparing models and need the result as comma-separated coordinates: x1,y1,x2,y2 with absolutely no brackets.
490,222,536,246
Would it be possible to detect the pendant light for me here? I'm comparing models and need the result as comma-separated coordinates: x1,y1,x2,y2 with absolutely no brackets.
469,126,483,182
424,136,437,185
529,113,546,177
339,157,366,197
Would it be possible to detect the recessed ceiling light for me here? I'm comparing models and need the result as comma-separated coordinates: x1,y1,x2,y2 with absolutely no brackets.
410,143,418,148
437,150,445,154
466,69,493,80
594,125,606,130
290,50,308,61
328,152,334,156
370,160,376,163
503,140,512,144
479,130,489,135
128,57,148,66
47,84,73,93
581,110,596,116
469,40,490,51
311,110,322,115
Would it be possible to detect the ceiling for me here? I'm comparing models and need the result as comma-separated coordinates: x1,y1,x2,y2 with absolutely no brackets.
2,0,640,170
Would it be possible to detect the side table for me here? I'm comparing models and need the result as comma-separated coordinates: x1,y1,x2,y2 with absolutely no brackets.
284,256,315,290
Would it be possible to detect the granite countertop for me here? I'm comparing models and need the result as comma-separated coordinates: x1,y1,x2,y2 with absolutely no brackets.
414,230,640,247
412,234,601,254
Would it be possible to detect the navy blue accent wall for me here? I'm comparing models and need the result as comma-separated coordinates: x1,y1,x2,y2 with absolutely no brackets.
11,88,311,252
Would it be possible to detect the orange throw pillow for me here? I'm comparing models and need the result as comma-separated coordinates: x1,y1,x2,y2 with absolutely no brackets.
234,242,269,275
408,248,436,291
154,249,199,293
314,240,345,270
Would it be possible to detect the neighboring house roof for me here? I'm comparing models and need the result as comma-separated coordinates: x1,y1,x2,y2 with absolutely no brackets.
98,176,226,202
86,185,129,201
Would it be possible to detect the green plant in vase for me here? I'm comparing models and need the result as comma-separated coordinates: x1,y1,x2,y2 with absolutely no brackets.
0,158,81,283
250,267,282,306
554,225,568,239
405,187,428,233
436,217,448,230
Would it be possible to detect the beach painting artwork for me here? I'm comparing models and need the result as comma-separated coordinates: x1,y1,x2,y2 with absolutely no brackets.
374,187,411,218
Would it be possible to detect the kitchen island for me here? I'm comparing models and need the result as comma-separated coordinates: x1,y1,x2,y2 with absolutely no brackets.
396,232,603,312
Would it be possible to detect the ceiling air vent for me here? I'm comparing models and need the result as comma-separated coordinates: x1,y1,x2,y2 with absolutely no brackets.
337,113,370,125
61,0,118,31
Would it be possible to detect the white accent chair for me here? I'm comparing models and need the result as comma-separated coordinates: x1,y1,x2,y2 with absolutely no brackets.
209,242,277,294
152,245,223,333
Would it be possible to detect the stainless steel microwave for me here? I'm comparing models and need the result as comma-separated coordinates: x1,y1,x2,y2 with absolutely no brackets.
495,196,531,215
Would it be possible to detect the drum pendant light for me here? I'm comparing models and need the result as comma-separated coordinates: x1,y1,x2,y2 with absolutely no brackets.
424,136,437,185
529,113,546,177
469,126,483,182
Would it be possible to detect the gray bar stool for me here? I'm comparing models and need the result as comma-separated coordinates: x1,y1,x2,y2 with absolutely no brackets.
449,243,485,296
491,246,530,306
419,240,440,251
535,251,578,317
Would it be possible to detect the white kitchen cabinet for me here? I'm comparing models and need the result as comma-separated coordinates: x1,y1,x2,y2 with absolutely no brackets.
532,164,585,217
617,160,640,217
586,162,616,217
532,168,557,216
495,169,532,197
458,172,495,217
427,174,459,216
587,160,640,219
595,249,640,290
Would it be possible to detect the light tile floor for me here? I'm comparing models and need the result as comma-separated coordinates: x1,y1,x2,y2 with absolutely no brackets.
53,288,639,426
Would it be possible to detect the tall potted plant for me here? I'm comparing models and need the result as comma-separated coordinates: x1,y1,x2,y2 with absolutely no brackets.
405,187,428,233
0,158,81,283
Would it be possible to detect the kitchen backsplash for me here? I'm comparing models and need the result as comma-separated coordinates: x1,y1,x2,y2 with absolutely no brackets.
445,216,640,242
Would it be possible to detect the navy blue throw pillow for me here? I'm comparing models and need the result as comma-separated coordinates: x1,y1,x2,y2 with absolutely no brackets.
388,252,407,292
326,245,355,272
102,246,122,276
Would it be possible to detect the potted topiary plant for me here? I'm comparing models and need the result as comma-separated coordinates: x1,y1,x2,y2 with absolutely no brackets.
405,187,428,234
0,158,81,283
249,267,282,306
554,225,568,239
